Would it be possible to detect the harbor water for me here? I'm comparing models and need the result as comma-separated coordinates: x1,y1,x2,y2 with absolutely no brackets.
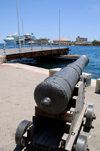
69,46,100,79
0,44,100,79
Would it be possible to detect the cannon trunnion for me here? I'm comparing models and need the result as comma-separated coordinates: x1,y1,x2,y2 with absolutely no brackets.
15,55,96,151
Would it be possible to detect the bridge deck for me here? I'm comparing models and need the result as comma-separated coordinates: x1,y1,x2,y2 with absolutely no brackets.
0,47,69,61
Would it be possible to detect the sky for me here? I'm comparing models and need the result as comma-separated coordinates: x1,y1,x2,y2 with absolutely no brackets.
0,0,100,42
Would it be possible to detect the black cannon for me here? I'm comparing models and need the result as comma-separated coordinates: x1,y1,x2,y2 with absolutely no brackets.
15,55,96,151
34,55,89,115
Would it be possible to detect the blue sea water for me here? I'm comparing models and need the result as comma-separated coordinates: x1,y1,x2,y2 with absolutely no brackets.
69,46,100,79
0,43,100,79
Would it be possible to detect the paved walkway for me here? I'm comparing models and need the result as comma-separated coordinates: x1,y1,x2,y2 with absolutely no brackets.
83,80,100,151
0,63,99,151
0,63,48,151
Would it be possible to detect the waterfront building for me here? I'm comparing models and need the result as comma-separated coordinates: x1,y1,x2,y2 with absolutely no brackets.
76,36,88,44
53,38,71,45
34,38,50,45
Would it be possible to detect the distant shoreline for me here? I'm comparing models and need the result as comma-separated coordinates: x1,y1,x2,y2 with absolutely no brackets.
52,43,100,46
0,43,100,47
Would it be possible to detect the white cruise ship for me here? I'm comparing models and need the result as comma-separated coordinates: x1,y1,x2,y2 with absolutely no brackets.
4,33,35,44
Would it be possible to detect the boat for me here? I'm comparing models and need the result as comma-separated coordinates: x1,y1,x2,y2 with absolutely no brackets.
24,33,36,43
4,33,23,44
4,33,36,45
4,34,16,44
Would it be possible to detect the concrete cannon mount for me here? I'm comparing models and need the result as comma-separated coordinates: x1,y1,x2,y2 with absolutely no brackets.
0,63,100,151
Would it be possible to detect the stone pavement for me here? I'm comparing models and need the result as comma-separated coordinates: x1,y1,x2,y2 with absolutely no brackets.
0,63,99,151
83,80,100,151
0,63,48,151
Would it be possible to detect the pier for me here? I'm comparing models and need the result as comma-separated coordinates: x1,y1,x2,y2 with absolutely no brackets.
0,46,69,61
0,63,100,151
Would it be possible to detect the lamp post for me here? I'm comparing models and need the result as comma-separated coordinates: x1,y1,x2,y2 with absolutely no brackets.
22,18,25,47
59,8,61,49
16,0,21,54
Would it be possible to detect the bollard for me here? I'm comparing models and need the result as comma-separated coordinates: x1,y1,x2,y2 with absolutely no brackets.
0,55,6,64
95,78,100,93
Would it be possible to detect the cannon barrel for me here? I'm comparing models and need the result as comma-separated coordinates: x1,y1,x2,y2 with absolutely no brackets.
34,55,89,115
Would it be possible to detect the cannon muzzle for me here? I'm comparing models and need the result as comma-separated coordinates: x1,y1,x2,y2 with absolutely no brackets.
34,55,89,115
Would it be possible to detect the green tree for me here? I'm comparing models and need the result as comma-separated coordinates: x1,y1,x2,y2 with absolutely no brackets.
92,40,100,45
